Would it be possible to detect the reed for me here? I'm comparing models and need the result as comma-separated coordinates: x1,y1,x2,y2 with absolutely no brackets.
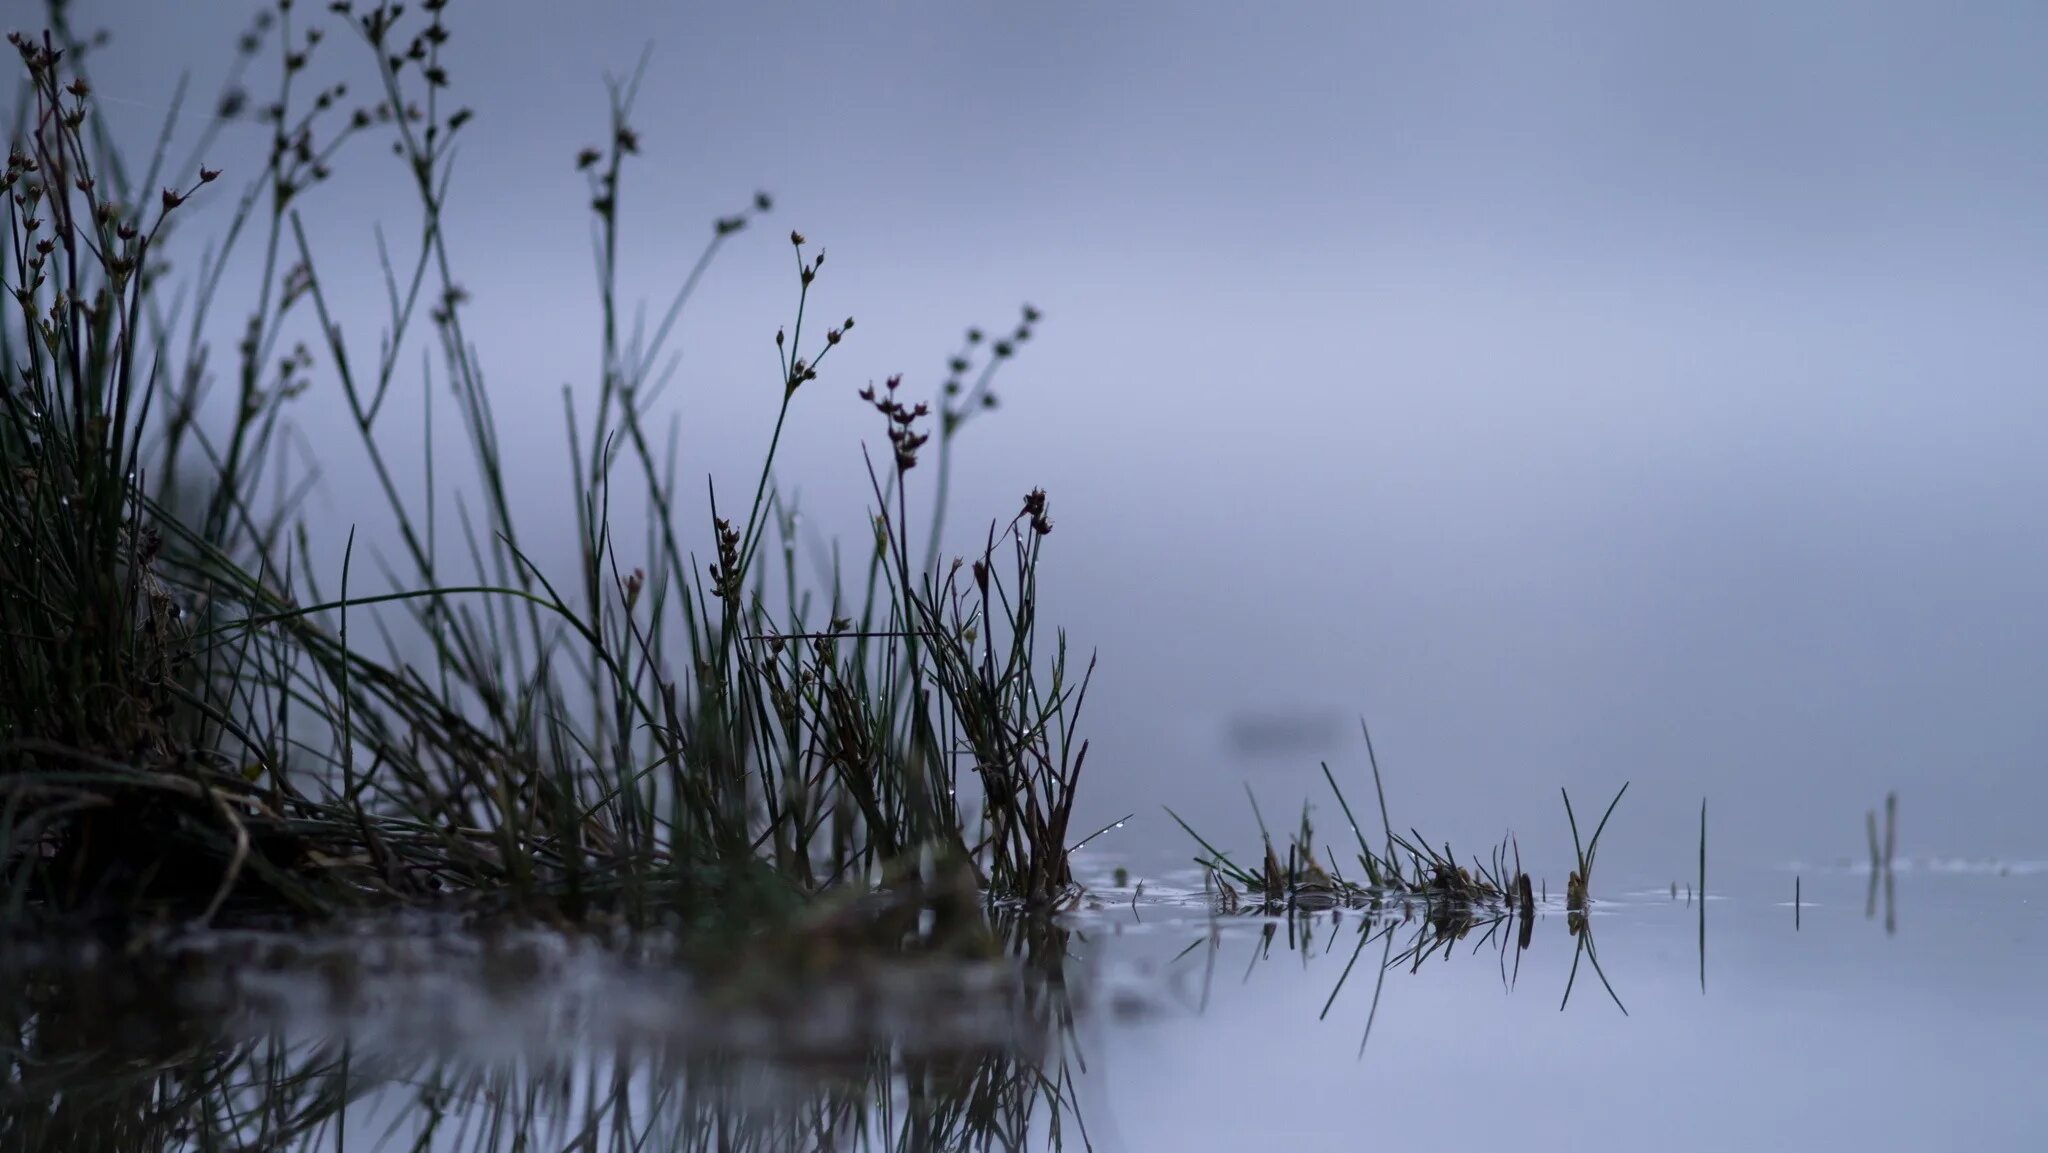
1,4,1086,928
1175,720,1626,931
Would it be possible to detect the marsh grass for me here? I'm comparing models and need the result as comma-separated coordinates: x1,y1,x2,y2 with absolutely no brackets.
1173,721,1626,921
1176,861,1631,1060
0,4,1087,929
1863,790,1896,934
1562,779,1629,911
1170,720,1630,1013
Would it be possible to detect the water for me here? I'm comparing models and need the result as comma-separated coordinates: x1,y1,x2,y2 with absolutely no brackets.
6,853,2041,1151
1078,858,2047,1151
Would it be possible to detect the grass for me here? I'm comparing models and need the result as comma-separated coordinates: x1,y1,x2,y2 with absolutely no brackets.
1173,853,1632,1059
1864,790,1897,933
1171,720,1631,1012
0,4,1089,929
1173,719,1628,922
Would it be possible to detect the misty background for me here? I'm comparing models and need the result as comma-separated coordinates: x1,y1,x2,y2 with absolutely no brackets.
44,1,2048,878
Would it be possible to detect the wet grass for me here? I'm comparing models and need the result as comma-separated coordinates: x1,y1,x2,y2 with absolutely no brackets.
1,5,1087,931
1169,856,1633,1062
1865,791,1898,934
1171,721,1627,922
1167,719,1632,1015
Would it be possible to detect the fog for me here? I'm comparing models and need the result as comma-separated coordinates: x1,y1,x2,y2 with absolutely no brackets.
46,1,2048,874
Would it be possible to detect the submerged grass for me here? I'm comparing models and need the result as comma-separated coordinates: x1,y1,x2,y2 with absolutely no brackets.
0,6,1088,930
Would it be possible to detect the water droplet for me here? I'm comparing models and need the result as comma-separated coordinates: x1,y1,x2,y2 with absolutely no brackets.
1114,821,1125,829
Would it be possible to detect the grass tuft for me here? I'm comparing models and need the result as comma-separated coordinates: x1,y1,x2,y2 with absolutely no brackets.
1178,721,1627,934
1,6,1086,928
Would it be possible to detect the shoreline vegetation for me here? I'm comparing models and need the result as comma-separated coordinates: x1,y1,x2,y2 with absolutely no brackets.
1,2,1626,943
2,5,1090,932
0,7,1651,1146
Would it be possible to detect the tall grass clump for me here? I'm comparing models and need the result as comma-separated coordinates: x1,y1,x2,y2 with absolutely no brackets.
0,4,1090,928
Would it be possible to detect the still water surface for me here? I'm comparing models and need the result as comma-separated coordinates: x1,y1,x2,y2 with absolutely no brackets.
6,850,2040,1151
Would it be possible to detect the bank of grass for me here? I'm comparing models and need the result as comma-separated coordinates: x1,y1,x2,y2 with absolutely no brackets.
0,5,1089,928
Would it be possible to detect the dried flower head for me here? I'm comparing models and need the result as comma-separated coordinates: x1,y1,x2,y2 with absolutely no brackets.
860,374,931,472
1022,488,1052,535
709,518,744,602
623,567,645,613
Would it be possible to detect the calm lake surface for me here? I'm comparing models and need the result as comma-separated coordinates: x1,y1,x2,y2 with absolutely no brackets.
7,849,2041,1151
